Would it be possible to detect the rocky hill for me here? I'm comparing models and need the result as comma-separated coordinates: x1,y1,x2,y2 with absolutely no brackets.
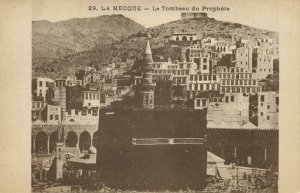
32,14,144,77
32,15,278,79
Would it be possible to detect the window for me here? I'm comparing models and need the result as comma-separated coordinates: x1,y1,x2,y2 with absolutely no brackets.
200,84,203,90
93,109,98,116
213,75,216,81
203,65,207,70
75,110,78,115
88,109,92,114
55,115,59,120
225,96,229,103
202,99,206,107
203,58,207,63
267,105,270,109
261,95,265,102
50,115,53,120
261,112,263,116
39,81,42,87
231,96,234,102
276,97,279,105
82,109,87,116
267,116,270,120
196,99,201,107
204,75,207,81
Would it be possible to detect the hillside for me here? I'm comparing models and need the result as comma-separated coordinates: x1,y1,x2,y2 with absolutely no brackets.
32,15,278,79
32,14,145,77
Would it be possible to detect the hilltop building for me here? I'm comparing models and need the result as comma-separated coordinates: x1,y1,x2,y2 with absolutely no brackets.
181,12,208,20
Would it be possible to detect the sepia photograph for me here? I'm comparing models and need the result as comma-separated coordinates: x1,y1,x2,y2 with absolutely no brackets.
28,1,283,192
3,0,300,192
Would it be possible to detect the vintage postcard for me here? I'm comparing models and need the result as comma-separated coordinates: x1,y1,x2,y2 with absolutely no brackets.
0,0,300,193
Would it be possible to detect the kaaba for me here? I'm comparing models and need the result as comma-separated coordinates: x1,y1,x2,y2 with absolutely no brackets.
97,107,207,190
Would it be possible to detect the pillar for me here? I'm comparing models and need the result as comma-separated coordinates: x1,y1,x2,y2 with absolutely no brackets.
33,136,36,154
234,146,237,158
264,148,267,161
90,133,93,148
47,135,50,154
76,134,79,150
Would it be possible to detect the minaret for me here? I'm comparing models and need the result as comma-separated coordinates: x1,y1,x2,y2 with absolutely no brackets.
143,40,153,64
140,40,156,109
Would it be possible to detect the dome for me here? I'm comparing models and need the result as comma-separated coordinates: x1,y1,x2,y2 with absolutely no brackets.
88,146,97,154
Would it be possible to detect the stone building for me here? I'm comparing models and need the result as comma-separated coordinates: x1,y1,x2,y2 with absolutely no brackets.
32,77,54,101
32,100,47,121
181,12,208,20
207,93,249,126
252,46,274,80
257,91,279,128
232,39,253,72
187,74,219,100
217,66,261,94
45,103,62,124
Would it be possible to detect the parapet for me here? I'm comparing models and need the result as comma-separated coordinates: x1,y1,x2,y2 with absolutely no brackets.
181,12,208,20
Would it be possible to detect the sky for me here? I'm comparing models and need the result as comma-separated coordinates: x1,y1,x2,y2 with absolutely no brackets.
32,0,279,31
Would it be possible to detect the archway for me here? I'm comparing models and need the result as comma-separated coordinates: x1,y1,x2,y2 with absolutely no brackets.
49,131,59,153
35,131,48,154
65,131,78,147
182,36,187,41
79,131,91,152
92,131,99,148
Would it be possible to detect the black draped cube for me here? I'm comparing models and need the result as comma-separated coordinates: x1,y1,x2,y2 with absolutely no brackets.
97,108,207,190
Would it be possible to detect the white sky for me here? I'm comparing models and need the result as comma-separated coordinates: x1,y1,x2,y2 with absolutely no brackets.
32,0,279,31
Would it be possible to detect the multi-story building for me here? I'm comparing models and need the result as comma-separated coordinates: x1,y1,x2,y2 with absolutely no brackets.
252,47,274,80
32,100,47,121
187,74,219,100
45,103,61,123
32,77,54,101
189,46,212,74
217,66,261,94
232,40,253,72
207,93,249,126
257,91,279,128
